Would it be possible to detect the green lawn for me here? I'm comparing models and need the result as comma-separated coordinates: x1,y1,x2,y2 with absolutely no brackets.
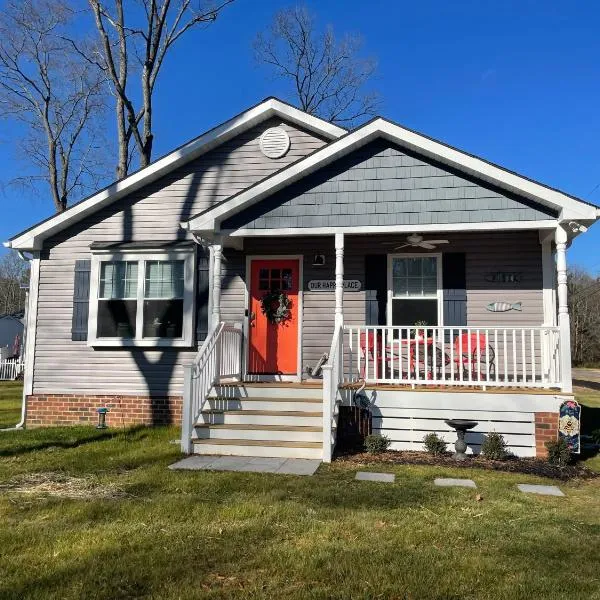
0,382,599,599
0,381,22,428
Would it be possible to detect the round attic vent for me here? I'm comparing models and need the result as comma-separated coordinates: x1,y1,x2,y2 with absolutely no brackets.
259,127,291,159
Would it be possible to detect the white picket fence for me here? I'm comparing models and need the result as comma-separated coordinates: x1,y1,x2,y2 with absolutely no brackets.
0,359,24,381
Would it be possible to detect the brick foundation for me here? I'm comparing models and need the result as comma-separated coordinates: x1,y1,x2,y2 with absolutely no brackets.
534,412,559,457
26,394,183,428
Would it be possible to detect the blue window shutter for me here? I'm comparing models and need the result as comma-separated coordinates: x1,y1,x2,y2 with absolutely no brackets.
442,253,467,327
71,259,91,341
196,248,210,343
365,255,387,325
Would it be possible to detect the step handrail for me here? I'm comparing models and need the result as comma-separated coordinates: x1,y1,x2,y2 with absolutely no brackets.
181,322,243,454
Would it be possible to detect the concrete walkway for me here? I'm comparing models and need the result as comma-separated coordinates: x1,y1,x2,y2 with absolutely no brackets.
169,455,321,476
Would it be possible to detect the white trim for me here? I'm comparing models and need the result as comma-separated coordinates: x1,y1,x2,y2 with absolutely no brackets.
5,99,345,251
22,253,40,397
88,249,195,348
220,220,559,237
386,253,443,326
350,389,567,413
185,118,598,233
244,255,303,381
334,233,344,327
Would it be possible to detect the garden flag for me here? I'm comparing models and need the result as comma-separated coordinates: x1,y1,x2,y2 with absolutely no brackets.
558,400,581,454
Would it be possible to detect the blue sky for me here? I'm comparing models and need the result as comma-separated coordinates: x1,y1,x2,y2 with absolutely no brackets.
1,0,599,272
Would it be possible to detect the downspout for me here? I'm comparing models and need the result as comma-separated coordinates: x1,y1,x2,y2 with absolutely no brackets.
1,250,32,430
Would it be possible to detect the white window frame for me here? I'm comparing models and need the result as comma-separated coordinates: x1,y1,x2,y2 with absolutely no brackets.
88,249,195,348
386,253,443,326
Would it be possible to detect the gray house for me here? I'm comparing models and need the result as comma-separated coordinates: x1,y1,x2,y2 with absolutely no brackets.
0,313,24,359
5,98,599,460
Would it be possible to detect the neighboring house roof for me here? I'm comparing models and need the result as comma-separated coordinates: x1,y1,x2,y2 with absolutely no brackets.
0,313,24,322
4,98,346,251
184,117,600,235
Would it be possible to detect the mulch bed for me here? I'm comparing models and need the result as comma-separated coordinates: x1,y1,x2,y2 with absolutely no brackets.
335,450,599,481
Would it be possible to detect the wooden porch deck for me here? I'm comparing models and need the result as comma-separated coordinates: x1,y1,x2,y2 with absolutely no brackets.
220,380,565,395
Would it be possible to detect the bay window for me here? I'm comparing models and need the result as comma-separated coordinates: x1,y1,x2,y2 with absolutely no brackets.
89,250,194,347
387,254,442,326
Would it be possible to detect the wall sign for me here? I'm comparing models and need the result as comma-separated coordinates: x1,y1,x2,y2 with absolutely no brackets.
559,400,581,454
485,272,523,284
308,280,362,292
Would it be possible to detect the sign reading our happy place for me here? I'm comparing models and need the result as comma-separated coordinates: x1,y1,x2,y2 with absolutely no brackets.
307,280,362,292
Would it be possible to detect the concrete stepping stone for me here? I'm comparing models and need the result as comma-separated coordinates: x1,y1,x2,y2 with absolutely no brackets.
517,484,565,497
168,456,320,476
355,472,395,483
434,478,477,488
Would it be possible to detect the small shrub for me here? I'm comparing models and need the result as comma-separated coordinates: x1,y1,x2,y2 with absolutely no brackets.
364,434,390,454
481,431,509,460
545,437,572,467
423,433,447,456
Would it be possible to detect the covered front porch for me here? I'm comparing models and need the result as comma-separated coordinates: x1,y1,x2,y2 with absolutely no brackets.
200,225,571,394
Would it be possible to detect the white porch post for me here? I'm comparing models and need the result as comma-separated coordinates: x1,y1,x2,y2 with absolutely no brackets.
555,225,573,393
211,241,223,329
540,233,556,382
334,233,344,327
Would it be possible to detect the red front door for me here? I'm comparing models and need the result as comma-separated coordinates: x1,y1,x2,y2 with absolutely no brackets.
248,259,300,375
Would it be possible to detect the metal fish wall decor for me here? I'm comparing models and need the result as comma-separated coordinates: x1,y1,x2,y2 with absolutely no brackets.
486,302,522,313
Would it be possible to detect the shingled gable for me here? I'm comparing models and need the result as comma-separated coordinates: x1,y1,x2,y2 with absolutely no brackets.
183,117,600,236
5,98,346,251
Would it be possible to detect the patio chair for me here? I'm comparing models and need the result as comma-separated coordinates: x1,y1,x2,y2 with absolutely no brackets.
359,331,401,380
453,333,496,381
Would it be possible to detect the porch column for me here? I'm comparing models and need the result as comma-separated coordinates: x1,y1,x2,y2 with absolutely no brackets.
335,233,344,327
555,225,573,393
211,241,223,329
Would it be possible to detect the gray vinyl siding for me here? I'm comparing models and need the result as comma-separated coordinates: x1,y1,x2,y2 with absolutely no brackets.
236,231,544,375
33,119,328,395
222,141,557,231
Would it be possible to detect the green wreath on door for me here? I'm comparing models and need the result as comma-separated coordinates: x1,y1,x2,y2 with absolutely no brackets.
260,290,292,324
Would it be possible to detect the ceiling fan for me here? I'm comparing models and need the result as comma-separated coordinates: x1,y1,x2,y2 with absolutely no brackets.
383,234,450,250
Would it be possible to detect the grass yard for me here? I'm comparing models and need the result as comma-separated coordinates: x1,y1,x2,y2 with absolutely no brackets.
0,382,599,599
0,381,22,428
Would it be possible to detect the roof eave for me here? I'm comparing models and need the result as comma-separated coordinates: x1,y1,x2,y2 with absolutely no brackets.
185,118,599,233
6,98,346,251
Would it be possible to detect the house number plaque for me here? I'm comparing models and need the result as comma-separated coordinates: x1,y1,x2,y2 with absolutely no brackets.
307,280,362,292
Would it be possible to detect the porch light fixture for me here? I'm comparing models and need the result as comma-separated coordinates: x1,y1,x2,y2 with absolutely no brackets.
568,221,588,234
312,253,326,266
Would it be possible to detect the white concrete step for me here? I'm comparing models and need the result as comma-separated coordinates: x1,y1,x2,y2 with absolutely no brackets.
211,383,322,400
195,424,322,443
198,409,322,427
192,438,323,459
205,397,322,413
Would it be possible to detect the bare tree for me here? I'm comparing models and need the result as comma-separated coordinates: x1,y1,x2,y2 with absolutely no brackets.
73,0,234,179
0,0,107,213
0,251,29,315
568,267,600,366
254,4,379,126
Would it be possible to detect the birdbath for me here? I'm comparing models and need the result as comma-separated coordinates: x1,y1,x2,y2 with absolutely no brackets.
445,419,478,461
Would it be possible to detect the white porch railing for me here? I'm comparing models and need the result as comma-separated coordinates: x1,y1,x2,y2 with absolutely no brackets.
0,359,24,381
322,324,343,462
181,323,243,454
344,326,562,389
